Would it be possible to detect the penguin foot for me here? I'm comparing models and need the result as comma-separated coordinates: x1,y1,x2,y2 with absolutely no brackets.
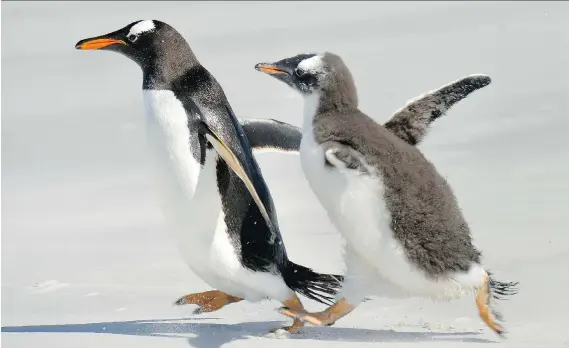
279,297,355,327
279,307,336,326
266,292,307,336
174,290,243,313
475,276,506,337
267,318,304,338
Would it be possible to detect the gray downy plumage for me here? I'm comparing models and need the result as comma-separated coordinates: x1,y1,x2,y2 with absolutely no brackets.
312,54,483,277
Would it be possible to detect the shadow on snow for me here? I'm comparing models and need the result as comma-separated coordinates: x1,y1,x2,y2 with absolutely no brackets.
2,317,496,347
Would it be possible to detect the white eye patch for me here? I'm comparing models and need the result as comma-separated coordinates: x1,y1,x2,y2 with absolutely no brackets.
128,20,155,37
298,55,325,73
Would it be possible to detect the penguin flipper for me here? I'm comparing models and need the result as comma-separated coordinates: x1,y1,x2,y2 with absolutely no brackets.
204,129,275,237
321,141,372,175
201,107,279,244
240,118,301,154
384,74,491,146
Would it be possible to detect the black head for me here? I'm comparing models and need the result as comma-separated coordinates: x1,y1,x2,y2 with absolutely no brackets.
254,53,326,94
255,52,358,108
75,20,194,70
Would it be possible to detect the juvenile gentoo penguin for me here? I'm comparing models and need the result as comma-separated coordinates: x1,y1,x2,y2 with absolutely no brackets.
74,20,344,335
255,53,518,335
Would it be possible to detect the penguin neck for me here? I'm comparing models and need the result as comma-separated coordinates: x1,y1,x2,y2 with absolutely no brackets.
302,87,358,130
302,92,322,131
142,46,201,90
320,78,358,111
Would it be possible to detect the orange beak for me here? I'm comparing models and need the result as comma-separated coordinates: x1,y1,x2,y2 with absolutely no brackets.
75,38,126,50
254,64,287,75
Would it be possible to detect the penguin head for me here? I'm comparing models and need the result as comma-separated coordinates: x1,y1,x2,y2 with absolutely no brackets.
255,53,321,94
75,20,188,69
255,52,357,100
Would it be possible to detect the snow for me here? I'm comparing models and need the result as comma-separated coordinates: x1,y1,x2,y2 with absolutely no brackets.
2,1,569,347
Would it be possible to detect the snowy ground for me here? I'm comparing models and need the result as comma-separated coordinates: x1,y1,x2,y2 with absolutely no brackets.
2,1,569,347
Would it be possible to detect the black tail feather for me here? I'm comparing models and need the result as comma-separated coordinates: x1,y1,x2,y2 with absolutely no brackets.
283,262,344,305
488,272,519,301
486,272,519,334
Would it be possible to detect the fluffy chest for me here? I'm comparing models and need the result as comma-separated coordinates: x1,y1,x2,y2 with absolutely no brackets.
299,97,414,292
298,94,381,228
299,131,343,208
301,129,423,296
300,130,389,249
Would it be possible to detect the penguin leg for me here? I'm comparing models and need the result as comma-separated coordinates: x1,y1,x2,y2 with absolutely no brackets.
475,275,504,336
279,297,356,327
174,290,243,314
269,293,305,335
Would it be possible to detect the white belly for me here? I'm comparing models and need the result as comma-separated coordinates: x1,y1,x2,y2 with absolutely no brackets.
141,89,290,302
299,130,485,303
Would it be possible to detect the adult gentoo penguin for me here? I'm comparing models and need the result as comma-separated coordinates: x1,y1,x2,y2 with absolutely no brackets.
255,53,519,335
74,20,344,335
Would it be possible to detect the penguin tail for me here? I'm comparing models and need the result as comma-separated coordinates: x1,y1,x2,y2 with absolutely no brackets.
488,273,519,301
283,262,344,305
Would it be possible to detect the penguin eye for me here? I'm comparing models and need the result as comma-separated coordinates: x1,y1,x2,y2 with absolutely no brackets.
127,34,138,43
295,68,306,78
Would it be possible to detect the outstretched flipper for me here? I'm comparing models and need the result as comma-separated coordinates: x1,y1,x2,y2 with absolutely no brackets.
240,118,302,154
384,74,492,145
